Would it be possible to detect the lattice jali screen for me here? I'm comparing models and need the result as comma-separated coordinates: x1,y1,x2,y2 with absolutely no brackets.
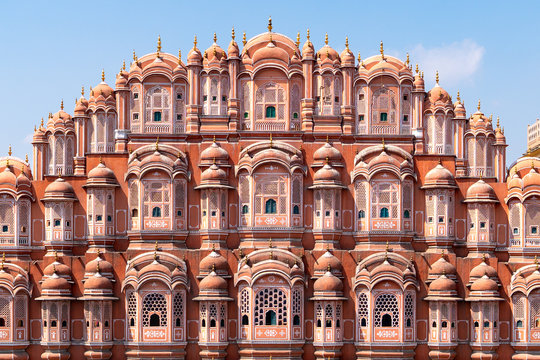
0,201,14,235
405,292,414,326
374,293,399,327
357,292,369,326
526,202,540,236
173,292,184,325
513,294,525,324
240,288,250,318
531,296,540,328
254,288,287,326
325,304,333,321
145,87,171,123
0,297,10,327
142,293,167,327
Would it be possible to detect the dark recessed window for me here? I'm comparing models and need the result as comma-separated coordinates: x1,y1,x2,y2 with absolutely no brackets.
176,93,182,100
153,111,162,122
176,114,182,121
133,93,139,99
265,106,276,118
403,115,409,122
380,112,388,121
359,115,364,122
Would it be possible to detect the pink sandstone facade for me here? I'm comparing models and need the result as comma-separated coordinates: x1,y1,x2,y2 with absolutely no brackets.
0,21,537,359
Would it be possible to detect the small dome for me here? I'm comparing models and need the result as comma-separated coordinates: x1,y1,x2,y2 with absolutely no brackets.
140,151,175,168
199,271,227,291
187,45,203,63
426,84,452,106
115,72,128,88
313,142,341,164
370,259,402,277
470,260,497,279
88,162,116,181
424,163,456,188
454,100,466,118
44,260,71,278
44,178,76,200
465,179,497,202
0,168,16,187
92,82,114,99
200,164,228,186
523,165,540,188
317,44,340,63
203,41,227,63
15,170,31,188
85,255,113,275
313,163,341,184
495,128,506,143
526,269,540,284
228,39,240,58
429,274,456,292
470,275,498,292
42,273,70,291
340,43,354,66
84,273,113,292
429,257,457,276
368,150,401,169
74,97,88,115
139,259,171,277
252,41,290,63
507,171,523,190
200,142,229,164
199,250,228,275
313,270,343,292
302,39,315,59
0,270,13,283
314,251,342,275
413,74,425,90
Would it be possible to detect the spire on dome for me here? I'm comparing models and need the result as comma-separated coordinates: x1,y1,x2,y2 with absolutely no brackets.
415,64,419,74
157,35,161,56
213,32,217,43
25,154,28,163
307,28,311,43
101,69,105,82
406,53,409,66
457,91,461,102
242,32,246,46
178,49,181,64
267,16,272,32
296,32,300,47
345,36,349,50
436,70,439,85
231,27,235,40
81,86,85,97
477,100,481,111
380,40,385,60
155,136,159,151
8,145,12,157
122,60,126,71
60,100,64,110
324,33,328,45
193,35,198,50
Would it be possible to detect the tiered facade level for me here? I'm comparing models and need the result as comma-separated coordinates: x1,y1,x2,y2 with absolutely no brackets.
0,22,537,359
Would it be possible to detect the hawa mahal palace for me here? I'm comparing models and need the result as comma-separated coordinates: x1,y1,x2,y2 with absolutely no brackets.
0,19,537,360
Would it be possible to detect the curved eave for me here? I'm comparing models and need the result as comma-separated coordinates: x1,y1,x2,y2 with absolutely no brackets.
78,296,119,301
193,184,234,190
308,184,346,190
192,296,234,301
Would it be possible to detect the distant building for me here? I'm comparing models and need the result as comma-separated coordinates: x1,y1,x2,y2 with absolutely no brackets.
528,118,540,156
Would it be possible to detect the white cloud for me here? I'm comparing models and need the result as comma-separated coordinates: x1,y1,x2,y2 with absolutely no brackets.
410,39,485,86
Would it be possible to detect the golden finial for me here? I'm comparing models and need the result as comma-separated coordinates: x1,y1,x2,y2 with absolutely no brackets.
482,253,487,262
536,255,539,270
25,154,28,163
421,71,424,79
99,156,103,164
457,91,461,102
213,135,216,143
384,241,389,261
415,64,419,74
239,248,244,258
496,116,500,129
477,100,481,111
97,248,101,257
324,33,328,45
381,138,386,150
269,251,274,260
155,241,159,252
156,35,161,56
101,69,105,82
242,32,247,46
269,133,273,147
231,27,235,41
122,60,126,71
267,16,272,32
326,243,330,251
54,250,58,262
60,100,64,111
326,134,329,143
327,264,331,272
307,28,311,43
380,40,384,59
296,32,300,47
193,35,198,49
435,71,439,84
211,243,215,252
8,145,11,157
0,253,4,271
441,249,445,259
178,49,182,64
357,52,361,64
81,86,85,97
406,53,409,66
40,118,44,128
345,36,349,50
155,136,159,151
34,125,36,131
213,32,217,43
268,237,272,248
96,258,100,273
132,50,137,62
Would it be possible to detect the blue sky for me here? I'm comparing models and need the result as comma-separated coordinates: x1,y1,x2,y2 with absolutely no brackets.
0,1,538,164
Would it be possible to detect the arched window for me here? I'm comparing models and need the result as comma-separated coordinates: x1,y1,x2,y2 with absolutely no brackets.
293,314,300,326
403,210,410,218
210,319,216,328
266,106,276,118
149,314,160,327
517,320,523,328
265,310,277,325
152,207,161,217
242,315,249,325
380,207,389,218
242,205,249,214
358,210,365,219
142,293,167,327
382,314,392,327
153,111,162,122
371,182,399,219
293,205,300,215
0,318,5,327
145,87,170,123
265,199,277,214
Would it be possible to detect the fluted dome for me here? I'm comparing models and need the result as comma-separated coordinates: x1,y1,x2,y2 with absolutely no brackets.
313,163,341,184
88,162,116,181
507,172,523,190
201,164,227,182
85,254,113,275
368,150,401,169
252,41,290,63
302,39,315,59
470,275,498,291
429,257,457,277
317,43,340,63
413,74,425,90
0,168,16,187
200,141,229,164
423,163,456,188
187,45,203,63
139,260,171,277
204,41,227,63
42,273,70,291
454,100,466,117
465,179,497,203
313,270,343,292
228,37,239,58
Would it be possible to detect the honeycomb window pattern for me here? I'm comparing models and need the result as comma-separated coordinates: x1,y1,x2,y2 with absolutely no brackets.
374,293,399,327
254,288,287,326
357,292,369,326
127,292,137,326
405,292,414,327
173,292,184,326
142,293,167,327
